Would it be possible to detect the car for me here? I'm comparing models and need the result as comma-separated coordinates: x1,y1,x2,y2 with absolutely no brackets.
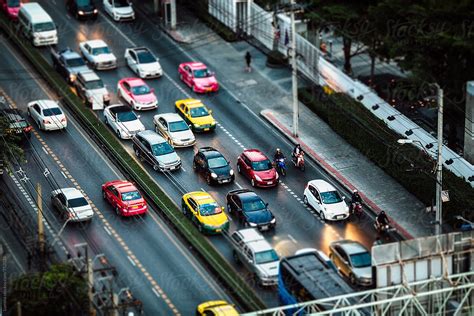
178,62,219,93
153,113,195,148
117,78,157,111
124,47,162,79
237,149,278,188
66,0,98,20
329,240,373,287
193,147,234,185
51,48,90,84
303,179,349,221
0,108,32,139
174,98,216,132
79,40,117,70
103,0,134,21
181,191,229,234
103,104,145,139
196,301,239,316
231,228,279,286
27,100,67,131
102,180,147,216
294,248,338,272
226,189,276,230
51,188,94,222
1,0,21,21
74,70,110,110
132,130,181,172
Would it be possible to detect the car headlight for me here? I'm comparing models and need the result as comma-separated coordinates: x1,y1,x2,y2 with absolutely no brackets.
229,169,234,176
69,73,76,82
211,121,216,125
270,218,276,224
275,172,279,179
194,124,201,128
93,9,98,14
249,222,258,227
78,10,84,15
211,172,217,178
88,96,94,103
103,93,111,101
254,174,262,181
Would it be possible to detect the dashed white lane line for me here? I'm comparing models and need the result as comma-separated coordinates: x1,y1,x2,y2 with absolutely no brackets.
181,166,186,172
288,234,298,244
42,146,48,155
152,288,161,298
61,171,67,179
235,182,243,189
103,226,112,236
127,255,137,267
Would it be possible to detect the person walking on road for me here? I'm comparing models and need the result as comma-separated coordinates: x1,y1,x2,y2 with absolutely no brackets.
245,51,252,72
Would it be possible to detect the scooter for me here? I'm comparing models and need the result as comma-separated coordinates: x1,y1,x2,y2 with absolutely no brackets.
291,152,305,171
374,221,393,234
350,202,363,218
274,158,286,176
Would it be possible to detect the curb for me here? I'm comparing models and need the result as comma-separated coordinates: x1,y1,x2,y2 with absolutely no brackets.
260,109,414,240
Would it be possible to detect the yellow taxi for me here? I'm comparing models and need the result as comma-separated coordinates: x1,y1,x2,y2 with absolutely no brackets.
196,300,239,316
175,98,216,132
181,191,229,234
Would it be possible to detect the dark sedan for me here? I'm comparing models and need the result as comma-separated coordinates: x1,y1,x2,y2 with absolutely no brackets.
226,189,276,231
0,109,32,139
193,147,234,185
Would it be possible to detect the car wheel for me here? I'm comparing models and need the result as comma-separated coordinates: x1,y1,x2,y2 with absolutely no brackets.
237,164,241,174
102,190,107,199
27,109,31,117
233,250,241,264
320,210,326,221
153,164,159,171
179,74,183,81
303,195,309,206
104,116,108,125
198,223,203,233
227,204,232,214
135,149,143,161
116,129,121,138
192,160,197,170
206,174,212,185
115,206,121,216
182,205,188,217
350,274,357,285
251,178,256,187
38,120,43,131
192,85,198,93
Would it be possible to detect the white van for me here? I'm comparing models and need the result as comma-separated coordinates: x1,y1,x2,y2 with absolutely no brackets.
18,3,58,47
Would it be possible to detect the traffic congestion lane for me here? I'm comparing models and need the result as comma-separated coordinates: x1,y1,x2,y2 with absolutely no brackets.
0,38,236,315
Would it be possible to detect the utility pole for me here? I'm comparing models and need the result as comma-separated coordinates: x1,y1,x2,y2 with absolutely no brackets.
290,0,298,137
36,183,45,261
435,84,444,235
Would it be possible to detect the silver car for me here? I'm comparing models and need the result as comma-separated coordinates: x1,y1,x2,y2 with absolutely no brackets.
153,113,196,148
51,188,94,222
132,130,181,171
329,240,373,287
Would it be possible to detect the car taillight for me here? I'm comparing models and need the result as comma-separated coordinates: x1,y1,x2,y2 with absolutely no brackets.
24,126,32,132
60,117,67,123
43,119,51,124
305,184,308,189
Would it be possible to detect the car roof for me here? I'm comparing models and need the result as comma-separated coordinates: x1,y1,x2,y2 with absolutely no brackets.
78,70,101,82
236,229,273,252
332,240,369,255
129,47,150,53
235,190,260,202
185,191,215,204
180,99,205,108
123,78,145,87
184,62,207,70
136,130,166,144
84,40,107,48
109,180,138,193
108,104,133,114
308,179,337,193
59,188,84,200
156,113,183,123
32,100,60,109
60,49,81,59
198,147,222,159
21,3,53,23
243,149,268,162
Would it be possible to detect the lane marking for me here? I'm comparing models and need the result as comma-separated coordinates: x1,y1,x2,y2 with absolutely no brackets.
127,256,137,267
61,171,67,179
152,288,161,298
288,234,298,244
235,182,243,189
42,146,48,155
103,226,112,236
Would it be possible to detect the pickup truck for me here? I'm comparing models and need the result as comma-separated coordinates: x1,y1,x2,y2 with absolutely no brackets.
51,48,90,84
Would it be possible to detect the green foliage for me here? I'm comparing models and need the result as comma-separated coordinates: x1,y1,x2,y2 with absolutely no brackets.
7,264,88,315
299,87,474,222
0,116,24,164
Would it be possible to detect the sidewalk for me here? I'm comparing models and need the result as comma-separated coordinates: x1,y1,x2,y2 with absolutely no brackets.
136,2,433,239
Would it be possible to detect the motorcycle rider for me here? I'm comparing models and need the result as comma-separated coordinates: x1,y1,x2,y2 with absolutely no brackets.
292,144,304,159
274,148,285,161
375,211,390,231
350,189,362,213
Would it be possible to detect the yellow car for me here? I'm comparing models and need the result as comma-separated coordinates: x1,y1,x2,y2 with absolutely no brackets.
175,98,216,132
181,191,229,234
196,300,239,316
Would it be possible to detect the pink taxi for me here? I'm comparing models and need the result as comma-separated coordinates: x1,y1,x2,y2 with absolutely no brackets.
178,62,219,93
117,78,158,111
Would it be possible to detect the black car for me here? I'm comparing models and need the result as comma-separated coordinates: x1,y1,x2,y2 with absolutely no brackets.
66,0,98,20
226,189,276,231
193,147,234,185
0,109,32,139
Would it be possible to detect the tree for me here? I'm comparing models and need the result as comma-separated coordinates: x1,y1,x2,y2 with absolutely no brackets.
0,115,24,165
7,264,88,316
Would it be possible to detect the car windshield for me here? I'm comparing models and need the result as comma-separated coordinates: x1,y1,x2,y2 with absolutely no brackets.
199,203,222,216
189,107,209,118
91,47,110,55
114,0,130,7
168,121,188,132
320,191,343,204
66,57,85,68
76,0,92,6
255,249,279,264
208,157,227,169
151,142,174,156
350,252,372,268
43,108,62,116
33,22,55,32
121,190,141,201
137,51,156,64
193,69,212,78
116,111,137,122
243,198,266,212
84,79,104,90
131,85,151,96
252,159,272,171
68,197,88,208
7,0,20,7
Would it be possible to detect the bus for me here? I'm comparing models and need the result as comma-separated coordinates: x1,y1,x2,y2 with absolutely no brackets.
278,249,352,314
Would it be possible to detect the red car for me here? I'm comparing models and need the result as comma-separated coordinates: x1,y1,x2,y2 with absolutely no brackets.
0,0,21,20
237,149,279,188
102,180,147,216
178,62,219,93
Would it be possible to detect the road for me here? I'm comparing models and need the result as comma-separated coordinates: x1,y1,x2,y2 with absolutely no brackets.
0,37,234,315
4,0,382,309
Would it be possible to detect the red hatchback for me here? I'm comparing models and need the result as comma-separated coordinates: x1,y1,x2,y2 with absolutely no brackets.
102,180,147,216
178,62,219,93
237,149,279,187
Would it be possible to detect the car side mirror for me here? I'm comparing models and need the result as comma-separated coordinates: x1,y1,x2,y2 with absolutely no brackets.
265,203,269,207
221,207,225,211
137,115,141,119
208,109,213,114
163,126,168,131
150,88,155,93
342,196,346,200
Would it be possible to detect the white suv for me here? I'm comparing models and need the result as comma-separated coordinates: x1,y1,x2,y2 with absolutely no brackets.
231,228,279,286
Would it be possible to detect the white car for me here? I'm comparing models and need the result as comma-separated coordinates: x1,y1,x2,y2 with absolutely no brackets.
303,179,349,221
79,40,117,70
27,100,67,131
51,188,94,222
125,47,163,79
74,71,111,110
103,0,135,21
103,104,145,139
153,113,196,147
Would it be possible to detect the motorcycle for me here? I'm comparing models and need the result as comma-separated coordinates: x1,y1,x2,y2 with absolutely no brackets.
350,202,363,218
291,152,305,171
274,158,286,176
374,220,393,234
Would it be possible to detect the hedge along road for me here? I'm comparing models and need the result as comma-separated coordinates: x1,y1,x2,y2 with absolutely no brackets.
0,33,252,315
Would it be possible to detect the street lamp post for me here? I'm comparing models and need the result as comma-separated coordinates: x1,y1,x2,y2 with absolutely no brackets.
290,0,298,137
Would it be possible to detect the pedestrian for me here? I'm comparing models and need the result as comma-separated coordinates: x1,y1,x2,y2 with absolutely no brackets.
245,51,252,72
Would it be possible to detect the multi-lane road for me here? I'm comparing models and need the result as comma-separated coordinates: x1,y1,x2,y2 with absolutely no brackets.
1,1,383,313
